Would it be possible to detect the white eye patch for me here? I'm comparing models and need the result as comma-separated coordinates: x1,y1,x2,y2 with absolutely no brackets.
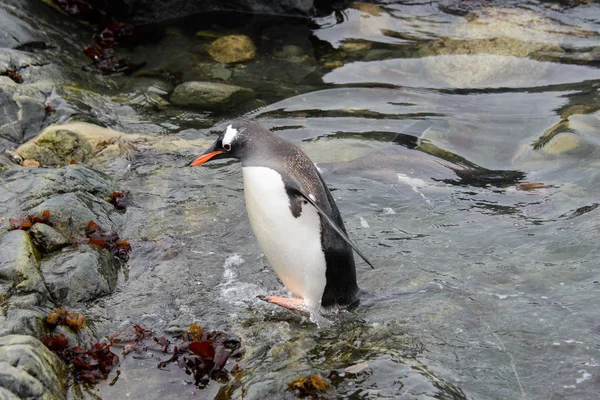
222,125,238,146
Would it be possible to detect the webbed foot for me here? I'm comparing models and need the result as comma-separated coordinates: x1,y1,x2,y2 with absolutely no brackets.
258,295,306,311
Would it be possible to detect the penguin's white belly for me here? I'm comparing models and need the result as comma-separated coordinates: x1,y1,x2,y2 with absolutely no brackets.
242,166,327,307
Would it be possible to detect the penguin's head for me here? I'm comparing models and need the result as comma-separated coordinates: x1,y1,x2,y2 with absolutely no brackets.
190,121,258,166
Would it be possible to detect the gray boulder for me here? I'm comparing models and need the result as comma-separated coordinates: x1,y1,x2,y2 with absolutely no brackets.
0,6,48,49
41,246,121,306
0,230,43,294
29,191,117,239
0,335,66,400
0,307,47,338
0,165,115,228
28,224,70,253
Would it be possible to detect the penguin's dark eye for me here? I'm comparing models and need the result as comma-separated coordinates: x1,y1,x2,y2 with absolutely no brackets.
223,143,232,151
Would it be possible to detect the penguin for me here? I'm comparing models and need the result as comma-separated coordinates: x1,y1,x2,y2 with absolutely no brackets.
190,120,374,311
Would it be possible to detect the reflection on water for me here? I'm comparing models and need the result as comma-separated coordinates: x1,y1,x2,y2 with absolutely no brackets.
94,1,600,399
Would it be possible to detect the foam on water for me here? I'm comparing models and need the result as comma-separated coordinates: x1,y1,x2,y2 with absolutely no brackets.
219,254,262,307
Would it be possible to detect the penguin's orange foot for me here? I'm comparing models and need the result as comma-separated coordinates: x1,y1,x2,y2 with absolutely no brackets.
258,295,306,311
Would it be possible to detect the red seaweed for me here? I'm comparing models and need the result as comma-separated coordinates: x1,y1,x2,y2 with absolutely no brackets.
6,70,24,83
9,210,53,231
108,190,132,210
42,334,119,384
50,0,143,74
81,220,131,261
110,323,241,388
46,307,87,331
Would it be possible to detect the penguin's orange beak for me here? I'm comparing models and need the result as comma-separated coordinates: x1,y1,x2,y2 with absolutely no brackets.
190,151,223,166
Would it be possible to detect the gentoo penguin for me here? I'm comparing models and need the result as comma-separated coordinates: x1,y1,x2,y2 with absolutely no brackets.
191,121,374,311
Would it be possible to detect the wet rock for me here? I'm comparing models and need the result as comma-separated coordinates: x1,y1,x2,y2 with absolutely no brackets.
0,80,52,152
41,246,121,306
340,42,372,53
29,223,70,253
29,192,116,239
0,307,47,337
0,387,21,399
15,123,122,166
211,64,233,81
0,153,17,172
274,45,305,58
539,131,580,155
170,81,254,111
121,0,316,25
351,2,383,17
21,159,39,167
414,7,566,88
207,35,257,64
0,49,45,76
0,335,67,400
0,5,48,49
0,165,114,221
0,230,43,293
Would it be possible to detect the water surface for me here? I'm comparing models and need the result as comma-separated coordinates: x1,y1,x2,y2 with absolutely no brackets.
92,1,600,399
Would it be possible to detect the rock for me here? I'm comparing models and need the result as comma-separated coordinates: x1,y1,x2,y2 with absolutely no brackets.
340,42,372,53
344,362,369,374
0,49,45,76
29,192,116,239
211,64,233,81
21,159,39,167
207,35,256,64
540,131,580,155
0,165,114,221
0,80,51,152
0,386,21,399
351,2,383,17
15,123,122,166
412,7,567,89
274,45,305,59
0,230,43,293
120,0,317,25
195,30,222,39
323,60,343,69
41,246,121,306
531,112,600,156
170,81,254,111
0,153,17,172
0,335,67,400
28,224,70,253
0,307,47,337
0,6,48,49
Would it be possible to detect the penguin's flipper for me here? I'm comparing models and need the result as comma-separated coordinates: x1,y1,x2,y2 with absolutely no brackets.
286,185,375,269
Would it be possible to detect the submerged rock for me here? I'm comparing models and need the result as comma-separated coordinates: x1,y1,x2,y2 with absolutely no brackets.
207,35,256,64
120,0,317,25
170,81,254,111
415,7,566,88
513,110,600,166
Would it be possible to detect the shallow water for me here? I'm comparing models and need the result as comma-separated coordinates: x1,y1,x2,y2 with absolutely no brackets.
90,1,600,399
